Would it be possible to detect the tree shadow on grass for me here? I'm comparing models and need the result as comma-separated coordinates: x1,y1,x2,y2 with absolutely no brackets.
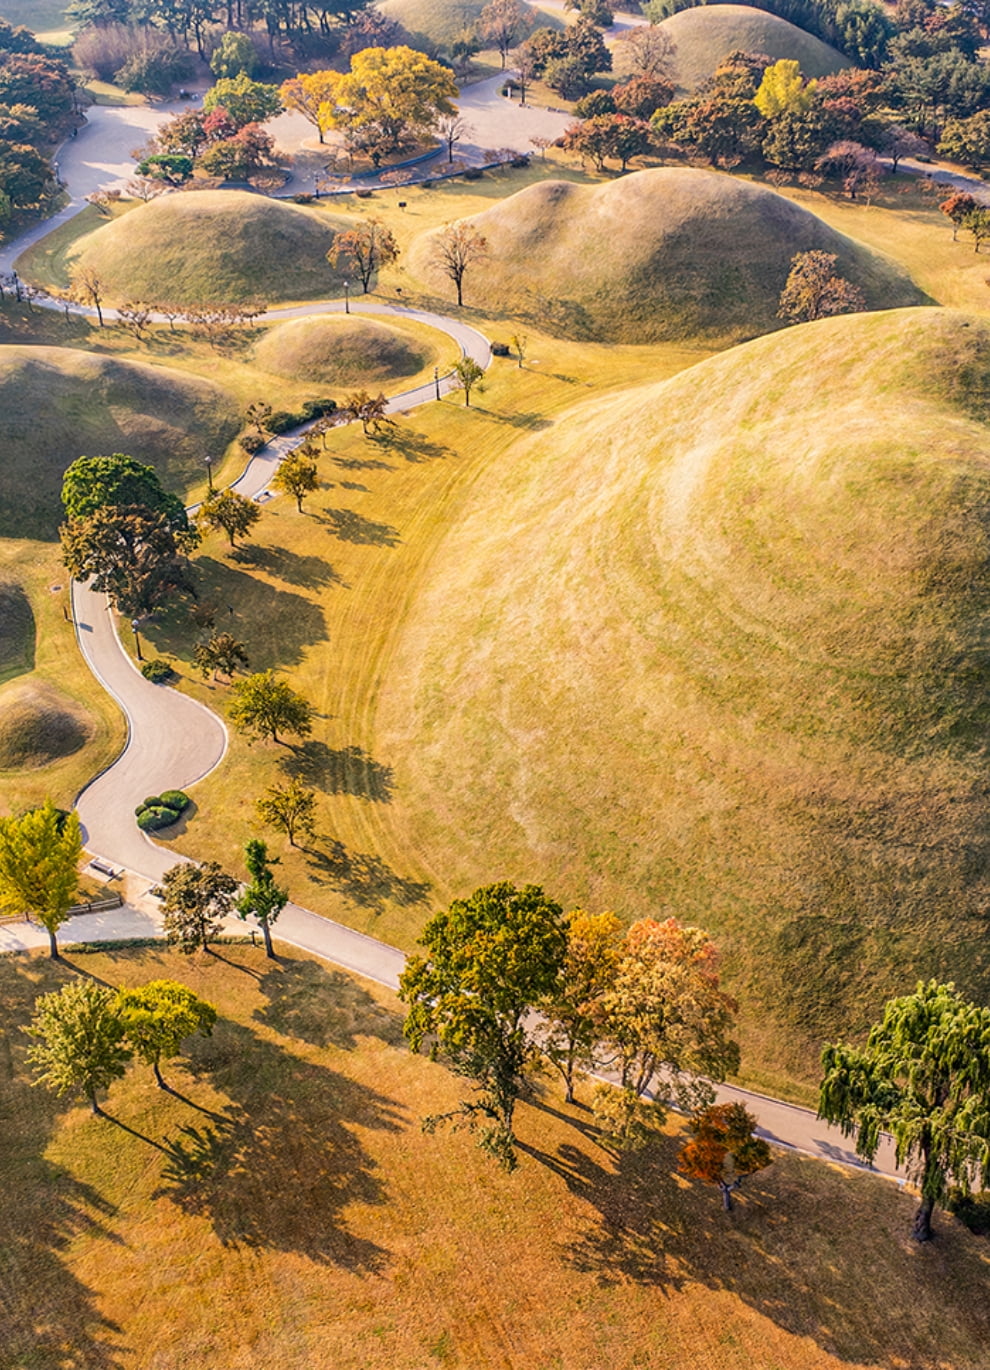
254,955,404,1050
471,408,554,431
158,1020,404,1269
229,543,347,590
372,427,453,463
330,453,395,472
318,506,401,547
302,837,431,915
279,739,394,803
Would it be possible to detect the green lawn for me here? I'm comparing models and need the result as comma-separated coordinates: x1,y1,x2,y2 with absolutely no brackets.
2,943,988,1370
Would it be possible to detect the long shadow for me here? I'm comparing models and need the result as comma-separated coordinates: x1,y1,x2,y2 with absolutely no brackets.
302,836,431,915
471,408,554,431
330,453,395,472
254,956,404,1050
229,543,346,590
157,1019,404,1269
101,1111,173,1154
0,957,128,1368
319,506,401,547
279,739,394,803
372,427,453,463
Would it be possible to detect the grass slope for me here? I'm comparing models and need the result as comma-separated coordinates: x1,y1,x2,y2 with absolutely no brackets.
253,315,439,388
0,679,92,768
0,344,239,539
3,943,989,1370
380,0,553,48
654,3,850,90
0,579,33,684
375,307,990,1078
408,168,924,344
66,191,352,307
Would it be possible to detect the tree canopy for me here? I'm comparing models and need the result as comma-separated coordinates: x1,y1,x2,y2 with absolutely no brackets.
777,250,866,323
319,46,457,156
117,979,217,1088
154,860,238,954
0,800,82,958
27,980,131,1114
678,1103,772,1210
228,670,313,745
61,454,188,530
236,838,289,959
61,505,195,618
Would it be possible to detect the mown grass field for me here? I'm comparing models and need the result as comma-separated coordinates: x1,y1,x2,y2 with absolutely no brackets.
3,943,988,1370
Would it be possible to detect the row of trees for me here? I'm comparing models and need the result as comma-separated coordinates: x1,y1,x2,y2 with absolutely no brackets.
0,24,75,229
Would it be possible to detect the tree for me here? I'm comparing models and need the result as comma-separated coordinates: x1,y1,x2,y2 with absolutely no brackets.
592,918,740,1149
154,860,238,954
255,777,317,846
616,24,676,79
26,980,131,1115
199,488,261,547
342,389,392,435
62,453,188,531
819,980,990,1241
939,109,990,167
327,218,399,292
940,189,978,239
60,505,194,617
202,74,281,129
399,882,568,1169
69,264,106,326
279,70,339,143
271,452,319,511
322,46,458,156
117,980,217,1089
0,800,82,959
754,59,817,118
236,838,288,958
210,31,257,79
678,1103,773,1210
481,0,534,69
880,122,928,172
510,332,527,367
434,112,471,163
777,250,867,323
613,74,674,120
228,670,313,745
432,222,489,307
452,356,485,406
564,112,653,171
193,630,249,681
539,909,623,1103
0,139,53,209
0,53,75,128
961,206,990,252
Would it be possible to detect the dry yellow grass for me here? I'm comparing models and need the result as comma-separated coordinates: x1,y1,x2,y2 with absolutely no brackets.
2,943,988,1370
252,313,444,389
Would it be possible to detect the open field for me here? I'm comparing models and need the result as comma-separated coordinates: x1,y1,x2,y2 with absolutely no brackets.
3,942,989,1370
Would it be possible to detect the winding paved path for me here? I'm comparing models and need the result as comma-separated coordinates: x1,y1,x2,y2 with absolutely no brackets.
1,87,911,1191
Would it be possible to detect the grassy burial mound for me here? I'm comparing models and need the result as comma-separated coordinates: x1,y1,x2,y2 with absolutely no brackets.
652,4,850,91
252,315,437,388
0,346,239,540
380,0,554,49
377,308,990,1076
0,680,92,769
0,581,34,685
65,191,350,307
408,169,922,345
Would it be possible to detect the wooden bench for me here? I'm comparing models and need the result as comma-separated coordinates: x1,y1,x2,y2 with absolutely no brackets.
88,858,117,879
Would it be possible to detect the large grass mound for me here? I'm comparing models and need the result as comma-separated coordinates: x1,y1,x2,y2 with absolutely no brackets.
408,169,923,344
252,315,435,387
0,346,240,539
0,680,92,769
65,191,351,307
654,4,850,90
379,0,554,48
377,308,990,1071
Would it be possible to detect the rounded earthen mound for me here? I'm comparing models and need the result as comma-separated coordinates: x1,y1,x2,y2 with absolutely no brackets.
252,315,433,387
654,4,849,91
0,681,92,769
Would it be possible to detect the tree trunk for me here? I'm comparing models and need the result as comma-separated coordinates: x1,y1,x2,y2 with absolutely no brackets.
95,303,104,327
456,277,464,306
261,918,276,959
720,1181,734,1212
913,1194,935,1242
47,924,59,959
153,1059,166,1089
90,1089,102,1115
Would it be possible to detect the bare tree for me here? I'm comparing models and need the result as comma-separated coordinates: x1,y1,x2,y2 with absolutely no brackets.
70,266,107,327
482,0,534,69
117,300,152,339
432,222,489,306
616,25,676,79
434,113,472,163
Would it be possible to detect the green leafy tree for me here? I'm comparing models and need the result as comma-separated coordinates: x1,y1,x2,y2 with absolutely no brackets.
26,980,131,1115
322,46,458,155
193,630,249,681
754,59,817,118
540,909,623,1102
678,1103,773,1210
399,881,568,1170
199,487,261,547
60,505,195,617
964,207,990,253
939,110,990,167
228,670,313,745
777,250,866,323
236,838,289,958
592,918,740,1149
62,453,188,531
136,152,193,184
327,218,399,292
0,799,82,959
210,31,258,79
154,860,238,954
255,777,316,847
117,979,217,1089
202,74,281,129
452,356,485,406
0,139,52,209
819,980,990,1242
834,0,891,68
271,451,319,511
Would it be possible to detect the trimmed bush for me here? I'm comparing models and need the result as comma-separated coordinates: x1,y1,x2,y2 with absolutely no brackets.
141,658,174,683
240,431,266,454
159,789,191,812
301,398,337,419
267,410,304,434
136,805,181,832
490,341,511,357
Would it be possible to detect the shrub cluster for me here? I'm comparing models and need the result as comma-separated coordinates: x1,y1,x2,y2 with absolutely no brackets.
267,398,337,434
135,790,191,832
140,658,174,683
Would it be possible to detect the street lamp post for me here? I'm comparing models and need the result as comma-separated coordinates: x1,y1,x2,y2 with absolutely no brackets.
343,279,350,314
204,454,214,491
434,366,441,401
131,619,143,661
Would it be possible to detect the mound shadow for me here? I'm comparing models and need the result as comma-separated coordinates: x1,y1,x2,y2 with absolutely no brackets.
302,836,431,915
0,958,127,1368
279,739,394,803
0,580,35,683
254,954,404,1050
158,1018,404,1269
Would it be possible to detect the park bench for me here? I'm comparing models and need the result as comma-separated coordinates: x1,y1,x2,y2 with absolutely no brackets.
88,857,117,879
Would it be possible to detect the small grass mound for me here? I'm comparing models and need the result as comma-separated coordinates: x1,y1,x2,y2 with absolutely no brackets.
0,582,35,685
65,191,351,307
653,4,850,90
252,315,435,387
0,345,240,540
408,168,923,344
377,307,990,1078
0,681,92,770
